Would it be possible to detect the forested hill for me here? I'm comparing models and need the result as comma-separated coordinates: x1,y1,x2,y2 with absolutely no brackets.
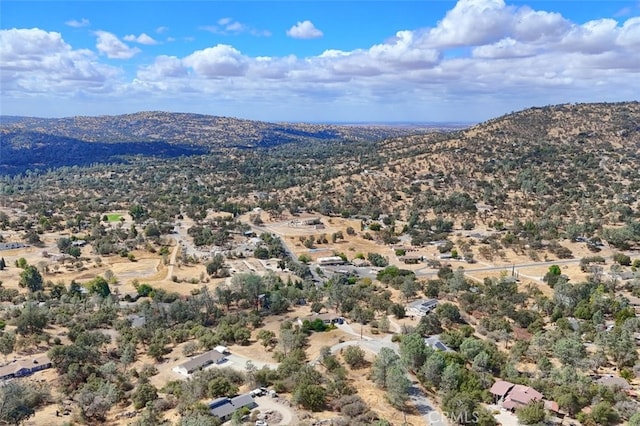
0,111,429,149
312,101,640,228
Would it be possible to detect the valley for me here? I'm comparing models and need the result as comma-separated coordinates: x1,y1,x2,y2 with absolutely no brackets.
0,102,639,426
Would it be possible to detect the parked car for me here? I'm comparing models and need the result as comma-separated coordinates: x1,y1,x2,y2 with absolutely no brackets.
250,388,266,397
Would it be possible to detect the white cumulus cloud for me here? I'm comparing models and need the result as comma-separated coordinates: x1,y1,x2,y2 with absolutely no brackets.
286,20,323,39
95,31,141,59
65,18,90,28
0,28,120,95
3,0,640,122
124,33,160,45
183,44,248,77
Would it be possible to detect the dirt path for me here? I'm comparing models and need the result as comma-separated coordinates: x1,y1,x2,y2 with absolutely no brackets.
253,395,298,425
166,241,179,280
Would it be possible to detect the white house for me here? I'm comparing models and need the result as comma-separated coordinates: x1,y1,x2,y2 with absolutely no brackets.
172,349,227,377
407,299,438,316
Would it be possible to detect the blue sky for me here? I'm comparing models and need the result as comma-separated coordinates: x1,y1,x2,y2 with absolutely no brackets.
1,1,639,122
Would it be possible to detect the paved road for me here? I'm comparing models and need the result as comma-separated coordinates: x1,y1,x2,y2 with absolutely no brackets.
414,257,582,277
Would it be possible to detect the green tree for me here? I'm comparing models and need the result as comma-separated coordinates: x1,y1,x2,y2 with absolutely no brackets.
543,264,563,288
0,381,48,425
435,302,462,324
18,265,43,292
293,384,326,411
256,330,276,350
132,382,158,410
129,204,147,222
399,332,430,372
553,337,586,367
342,345,366,369
385,363,410,409
69,246,81,259
371,348,399,388
207,377,238,398
87,276,111,297
0,332,16,359
206,254,228,277
15,306,48,336
420,351,446,388
57,237,72,253
516,400,546,425
590,401,619,425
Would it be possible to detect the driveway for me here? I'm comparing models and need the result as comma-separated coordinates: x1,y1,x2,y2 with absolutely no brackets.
330,325,447,426
253,395,298,426
221,353,279,371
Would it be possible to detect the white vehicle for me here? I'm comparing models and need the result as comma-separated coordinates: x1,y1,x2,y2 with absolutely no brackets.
250,388,266,397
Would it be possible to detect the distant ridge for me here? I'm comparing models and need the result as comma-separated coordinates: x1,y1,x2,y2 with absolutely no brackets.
0,111,428,175
0,111,425,148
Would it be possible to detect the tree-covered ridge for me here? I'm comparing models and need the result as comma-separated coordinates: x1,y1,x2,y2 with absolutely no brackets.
0,111,428,148
2,101,639,247
307,101,640,232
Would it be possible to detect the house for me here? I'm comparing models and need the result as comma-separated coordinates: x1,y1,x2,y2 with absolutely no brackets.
399,255,423,264
173,349,227,376
597,375,630,390
490,380,515,403
214,346,230,355
317,256,345,266
209,393,258,422
424,335,452,352
298,313,344,326
502,384,543,410
0,242,27,251
127,314,147,328
627,296,640,315
0,354,52,381
490,380,547,411
407,299,438,316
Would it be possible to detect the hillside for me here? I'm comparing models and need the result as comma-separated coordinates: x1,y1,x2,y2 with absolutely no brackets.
1,102,639,237
0,112,436,174
1,102,640,426
304,102,640,229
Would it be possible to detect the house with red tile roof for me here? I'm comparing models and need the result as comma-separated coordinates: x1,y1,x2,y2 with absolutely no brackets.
490,380,548,411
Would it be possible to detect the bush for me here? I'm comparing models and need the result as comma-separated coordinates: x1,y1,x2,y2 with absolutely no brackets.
132,383,158,409
342,346,366,368
613,252,632,266
367,253,388,267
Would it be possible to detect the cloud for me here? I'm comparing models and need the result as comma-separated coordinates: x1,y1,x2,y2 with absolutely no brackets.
137,55,187,80
200,18,270,37
286,20,323,39
95,31,141,59
65,18,90,28
183,44,248,77
124,33,160,45
3,0,640,122
0,28,120,95
156,26,169,34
